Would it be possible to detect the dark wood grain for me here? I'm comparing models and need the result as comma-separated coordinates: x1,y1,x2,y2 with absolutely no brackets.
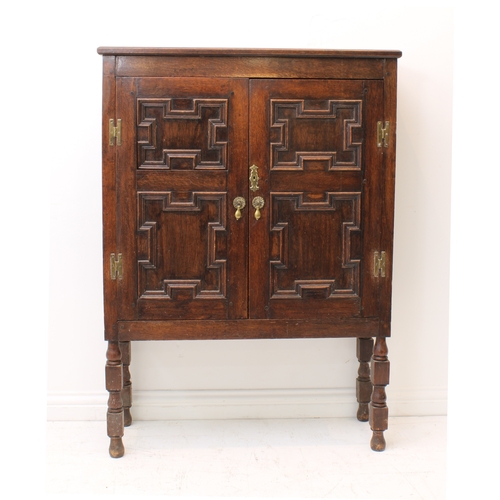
114,77,249,322
97,47,402,58
117,318,380,341
248,79,385,321
102,56,118,340
114,56,386,80
379,58,399,337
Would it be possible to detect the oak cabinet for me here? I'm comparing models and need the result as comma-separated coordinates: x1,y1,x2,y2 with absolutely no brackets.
98,47,401,457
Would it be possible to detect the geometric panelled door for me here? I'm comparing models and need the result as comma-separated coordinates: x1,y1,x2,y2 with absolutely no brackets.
115,77,384,323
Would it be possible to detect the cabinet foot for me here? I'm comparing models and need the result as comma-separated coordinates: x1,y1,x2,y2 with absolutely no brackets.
109,437,125,458
124,408,132,427
370,431,386,451
357,403,369,422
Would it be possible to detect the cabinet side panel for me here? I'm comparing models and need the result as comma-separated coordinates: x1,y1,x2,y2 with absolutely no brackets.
102,56,118,340
379,59,399,336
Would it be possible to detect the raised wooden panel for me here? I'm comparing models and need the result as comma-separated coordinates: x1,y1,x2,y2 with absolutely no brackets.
249,78,384,320
270,192,361,299
270,99,362,170
137,98,228,170
115,77,249,322
137,191,227,300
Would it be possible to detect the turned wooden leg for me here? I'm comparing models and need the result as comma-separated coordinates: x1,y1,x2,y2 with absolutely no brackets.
369,337,390,451
119,341,132,427
106,341,125,458
356,337,373,422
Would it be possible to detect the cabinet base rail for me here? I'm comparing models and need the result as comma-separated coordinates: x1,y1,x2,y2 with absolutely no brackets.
114,318,383,341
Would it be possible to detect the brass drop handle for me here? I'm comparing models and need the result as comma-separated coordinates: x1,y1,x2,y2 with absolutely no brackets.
252,196,265,220
233,197,246,220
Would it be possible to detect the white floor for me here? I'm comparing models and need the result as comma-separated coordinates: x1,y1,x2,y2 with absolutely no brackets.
46,416,446,499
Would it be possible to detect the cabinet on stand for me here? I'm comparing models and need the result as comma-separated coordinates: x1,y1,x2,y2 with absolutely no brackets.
98,47,402,457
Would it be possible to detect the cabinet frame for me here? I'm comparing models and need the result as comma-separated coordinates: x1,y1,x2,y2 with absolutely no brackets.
99,47,401,457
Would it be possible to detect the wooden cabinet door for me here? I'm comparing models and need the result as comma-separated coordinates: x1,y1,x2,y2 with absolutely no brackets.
249,79,385,320
115,77,249,321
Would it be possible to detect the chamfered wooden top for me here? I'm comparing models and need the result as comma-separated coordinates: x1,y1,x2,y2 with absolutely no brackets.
97,47,402,58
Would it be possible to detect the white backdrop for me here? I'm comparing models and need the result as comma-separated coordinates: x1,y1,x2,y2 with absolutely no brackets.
4,2,500,497
39,1,454,420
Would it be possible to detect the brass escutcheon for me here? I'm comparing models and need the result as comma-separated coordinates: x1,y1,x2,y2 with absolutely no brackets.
249,164,260,192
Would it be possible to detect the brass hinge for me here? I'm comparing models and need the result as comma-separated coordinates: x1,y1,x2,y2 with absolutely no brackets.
109,119,122,146
110,253,123,280
374,251,386,277
377,121,390,148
